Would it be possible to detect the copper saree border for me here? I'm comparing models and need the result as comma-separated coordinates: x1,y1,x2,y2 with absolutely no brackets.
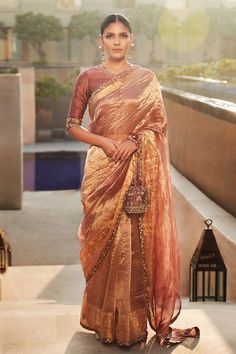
137,200,182,344
85,209,123,283
136,136,182,339
137,214,155,328
85,155,136,283
80,321,148,347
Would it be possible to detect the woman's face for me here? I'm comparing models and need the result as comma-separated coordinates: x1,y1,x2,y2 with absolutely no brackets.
100,21,133,61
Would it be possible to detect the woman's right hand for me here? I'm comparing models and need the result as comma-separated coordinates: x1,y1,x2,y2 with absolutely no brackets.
99,137,118,158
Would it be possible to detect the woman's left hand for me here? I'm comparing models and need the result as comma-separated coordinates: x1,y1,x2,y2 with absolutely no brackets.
112,140,137,162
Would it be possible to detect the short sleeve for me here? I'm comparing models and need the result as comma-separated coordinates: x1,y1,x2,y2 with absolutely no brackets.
66,70,89,132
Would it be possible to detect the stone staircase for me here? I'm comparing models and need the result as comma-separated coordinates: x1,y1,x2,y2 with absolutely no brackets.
0,264,236,354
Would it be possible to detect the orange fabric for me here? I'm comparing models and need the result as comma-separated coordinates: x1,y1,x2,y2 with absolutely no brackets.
66,64,200,347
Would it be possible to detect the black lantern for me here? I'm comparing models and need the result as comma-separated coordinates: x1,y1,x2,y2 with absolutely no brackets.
0,228,12,273
189,219,227,302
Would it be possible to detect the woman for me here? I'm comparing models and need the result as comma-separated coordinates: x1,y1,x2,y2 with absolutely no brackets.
66,13,200,348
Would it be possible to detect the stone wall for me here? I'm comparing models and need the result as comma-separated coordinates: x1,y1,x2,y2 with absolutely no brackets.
18,67,36,144
0,74,22,209
163,87,236,217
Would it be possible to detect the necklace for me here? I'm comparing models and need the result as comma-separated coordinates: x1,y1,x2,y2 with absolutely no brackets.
101,62,135,76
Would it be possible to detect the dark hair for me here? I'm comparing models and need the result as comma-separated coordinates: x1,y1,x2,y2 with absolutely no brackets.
100,13,132,35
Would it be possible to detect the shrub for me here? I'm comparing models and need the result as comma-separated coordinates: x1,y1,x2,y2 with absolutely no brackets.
35,76,65,103
0,66,18,74
157,59,236,83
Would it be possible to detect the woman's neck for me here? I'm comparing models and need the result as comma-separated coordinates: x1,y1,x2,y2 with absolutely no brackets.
104,59,131,74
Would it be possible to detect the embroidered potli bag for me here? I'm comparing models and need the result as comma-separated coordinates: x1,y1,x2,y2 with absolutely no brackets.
124,137,148,214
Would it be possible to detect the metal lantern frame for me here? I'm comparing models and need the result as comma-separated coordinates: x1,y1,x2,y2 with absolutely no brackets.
189,219,227,302
0,228,12,273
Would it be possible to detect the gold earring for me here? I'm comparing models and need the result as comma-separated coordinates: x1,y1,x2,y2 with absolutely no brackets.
128,43,134,60
99,45,106,67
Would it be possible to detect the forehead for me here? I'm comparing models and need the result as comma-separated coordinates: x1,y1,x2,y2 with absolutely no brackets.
103,21,130,33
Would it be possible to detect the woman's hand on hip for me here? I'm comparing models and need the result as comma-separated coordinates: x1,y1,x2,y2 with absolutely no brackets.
112,140,137,162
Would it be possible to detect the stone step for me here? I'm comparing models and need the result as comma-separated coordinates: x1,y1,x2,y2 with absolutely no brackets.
0,264,84,303
0,265,85,349
0,300,81,347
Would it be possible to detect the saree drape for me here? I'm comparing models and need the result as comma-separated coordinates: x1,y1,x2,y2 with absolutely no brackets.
66,64,200,347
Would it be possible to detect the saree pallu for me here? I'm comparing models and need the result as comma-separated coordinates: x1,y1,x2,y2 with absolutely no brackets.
75,66,200,347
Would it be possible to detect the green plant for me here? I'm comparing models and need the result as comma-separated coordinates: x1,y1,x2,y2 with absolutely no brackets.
35,69,81,103
157,66,180,82
178,63,206,77
62,68,81,95
157,59,236,83
0,22,5,39
36,76,66,103
0,66,18,74
215,59,236,78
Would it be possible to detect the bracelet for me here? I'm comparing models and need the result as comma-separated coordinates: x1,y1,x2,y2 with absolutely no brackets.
128,133,139,146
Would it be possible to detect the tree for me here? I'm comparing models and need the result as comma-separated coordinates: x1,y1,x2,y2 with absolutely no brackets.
205,5,236,60
0,22,5,39
157,9,180,59
69,10,104,64
158,9,209,61
127,4,163,64
13,12,64,62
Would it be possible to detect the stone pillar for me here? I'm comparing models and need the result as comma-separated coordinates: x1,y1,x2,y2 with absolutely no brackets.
18,67,36,144
0,74,22,209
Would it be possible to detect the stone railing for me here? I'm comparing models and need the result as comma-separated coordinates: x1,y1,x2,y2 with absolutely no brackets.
162,87,236,217
171,75,236,103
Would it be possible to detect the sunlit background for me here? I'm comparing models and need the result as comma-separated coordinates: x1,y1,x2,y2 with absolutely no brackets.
0,0,236,65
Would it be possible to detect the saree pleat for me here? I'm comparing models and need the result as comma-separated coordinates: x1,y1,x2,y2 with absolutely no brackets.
67,64,200,347
80,212,148,345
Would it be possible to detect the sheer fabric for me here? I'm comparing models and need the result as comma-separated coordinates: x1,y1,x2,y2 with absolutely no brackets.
66,64,200,347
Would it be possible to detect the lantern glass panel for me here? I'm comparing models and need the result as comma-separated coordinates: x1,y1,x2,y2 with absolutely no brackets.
197,271,203,298
190,267,194,299
209,271,216,297
218,272,224,300
197,270,218,300
0,248,6,271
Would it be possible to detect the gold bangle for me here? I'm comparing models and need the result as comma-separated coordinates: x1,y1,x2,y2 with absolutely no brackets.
128,133,138,146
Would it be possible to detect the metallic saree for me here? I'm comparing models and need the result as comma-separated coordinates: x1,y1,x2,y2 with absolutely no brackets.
66,64,200,347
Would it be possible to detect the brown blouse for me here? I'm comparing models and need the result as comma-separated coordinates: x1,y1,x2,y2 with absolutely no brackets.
66,65,119,131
